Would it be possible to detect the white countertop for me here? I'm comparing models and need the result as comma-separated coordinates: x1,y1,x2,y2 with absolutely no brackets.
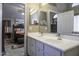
28,33,79,52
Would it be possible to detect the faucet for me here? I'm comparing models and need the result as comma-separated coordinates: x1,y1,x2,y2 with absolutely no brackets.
57,33,62,40
39,27,47,36
40,31,43,36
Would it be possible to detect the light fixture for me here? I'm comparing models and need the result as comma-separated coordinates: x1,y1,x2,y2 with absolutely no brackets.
22,13,24,15
30,9,34,12
41,3,47,6
30,10,37,15
53,14,57,18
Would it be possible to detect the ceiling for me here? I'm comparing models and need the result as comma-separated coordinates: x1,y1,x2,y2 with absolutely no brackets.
3,3,79,20
3,3,25,19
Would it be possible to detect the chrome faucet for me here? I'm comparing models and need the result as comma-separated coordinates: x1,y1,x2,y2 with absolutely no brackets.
40,31,43,36
57,33,62,40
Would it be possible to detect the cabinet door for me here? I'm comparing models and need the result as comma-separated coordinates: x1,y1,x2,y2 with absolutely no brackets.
28,49,32,56
36,41,44,56
36,48,43,56
28,38,32,55
44,44,61,56
31,39,36,56
28,38,31,48
28,37,36,56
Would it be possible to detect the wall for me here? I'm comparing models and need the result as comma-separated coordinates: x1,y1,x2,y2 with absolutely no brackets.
28,3,40,10
0,3,2,55
28,25,39,32
39,26,48,33
57,10,74,35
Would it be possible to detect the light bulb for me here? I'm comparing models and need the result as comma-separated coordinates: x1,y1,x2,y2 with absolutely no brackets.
22,13,24,15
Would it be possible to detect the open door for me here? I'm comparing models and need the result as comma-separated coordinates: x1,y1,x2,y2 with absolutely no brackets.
2,3,25,56
57,10,74,35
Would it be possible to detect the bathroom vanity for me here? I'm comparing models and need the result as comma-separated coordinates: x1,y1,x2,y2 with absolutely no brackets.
27,33,79,56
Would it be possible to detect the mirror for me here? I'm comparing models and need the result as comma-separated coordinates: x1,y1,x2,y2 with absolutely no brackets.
28,3,79,37
39,11,47,26
28,9,40,32
39,11,48,33
29,9,39,25
50,12,57,33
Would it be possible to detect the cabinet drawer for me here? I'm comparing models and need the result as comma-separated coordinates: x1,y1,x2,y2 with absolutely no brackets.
36,40,43,50
28,37,36,56
44,44,61,56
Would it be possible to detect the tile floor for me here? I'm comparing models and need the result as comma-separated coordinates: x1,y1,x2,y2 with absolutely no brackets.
4,38,24,56
5,45,24,56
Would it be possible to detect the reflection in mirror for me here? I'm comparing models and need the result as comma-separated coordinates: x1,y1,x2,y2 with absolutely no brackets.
29,9,39,25
39,11,48,33
28,9,39,32
50,12,57,33
39,11,47,26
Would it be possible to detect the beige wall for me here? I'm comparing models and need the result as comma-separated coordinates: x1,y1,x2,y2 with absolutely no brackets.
27,3,40,10
28,25,39,32
27,3,57,33
39,26,48,33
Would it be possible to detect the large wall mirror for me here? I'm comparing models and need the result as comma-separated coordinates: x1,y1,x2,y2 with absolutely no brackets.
28,8,39,32
39,11,47,26
29,9,39,25
39,11,48,33
28,3,79,36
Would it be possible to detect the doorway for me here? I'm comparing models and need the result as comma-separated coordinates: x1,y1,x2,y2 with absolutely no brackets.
2,3,25,56
50,12,57,33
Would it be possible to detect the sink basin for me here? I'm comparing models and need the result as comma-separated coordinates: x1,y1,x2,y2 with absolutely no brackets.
42,36,57,40
29,33,41,37
41,36,72,46
28,33,79,51
36,35,72,46
44,38,78,48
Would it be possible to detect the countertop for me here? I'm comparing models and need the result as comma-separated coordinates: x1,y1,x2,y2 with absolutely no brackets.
28,33,79,52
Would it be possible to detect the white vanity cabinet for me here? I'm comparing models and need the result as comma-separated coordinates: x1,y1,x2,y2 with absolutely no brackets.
28,35,79,56
43,44,62,56
28,37,62,56
28,37,36,56
36,40,44,56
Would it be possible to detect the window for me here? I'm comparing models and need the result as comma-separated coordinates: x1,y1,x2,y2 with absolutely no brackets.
72,3,79,7
74,15,79,32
